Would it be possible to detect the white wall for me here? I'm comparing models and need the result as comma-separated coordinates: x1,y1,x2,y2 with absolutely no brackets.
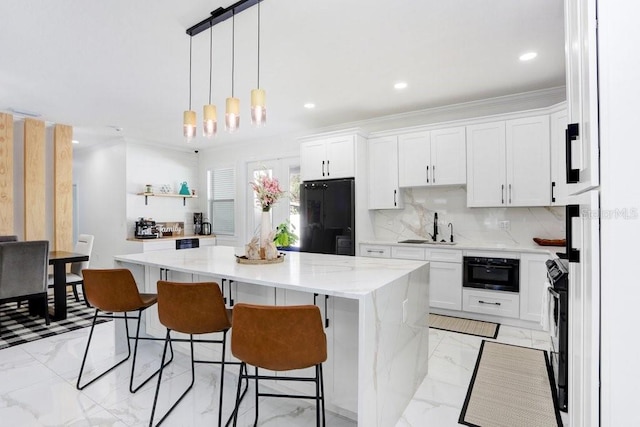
74,138,200,268
74,139,127,268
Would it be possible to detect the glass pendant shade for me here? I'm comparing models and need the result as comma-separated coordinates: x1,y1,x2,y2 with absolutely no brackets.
225,97,240,133
203,104,217,137
251,88,266,127
183,110,197,140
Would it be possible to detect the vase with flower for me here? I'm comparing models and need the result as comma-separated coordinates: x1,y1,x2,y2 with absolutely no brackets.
250,173,285,258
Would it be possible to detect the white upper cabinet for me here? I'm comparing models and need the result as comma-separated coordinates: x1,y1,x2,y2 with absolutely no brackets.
368,136,402,210
564,0,599,193
300,135,355,181
506,116,551,206
466,121,507,207
467,116,551,207
550,108,569,205
398,127,466,187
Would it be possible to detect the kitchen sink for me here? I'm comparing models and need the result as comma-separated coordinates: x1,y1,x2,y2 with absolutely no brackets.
398,239,457,245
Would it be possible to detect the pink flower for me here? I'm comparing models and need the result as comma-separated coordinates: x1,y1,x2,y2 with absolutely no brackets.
251,174,284,211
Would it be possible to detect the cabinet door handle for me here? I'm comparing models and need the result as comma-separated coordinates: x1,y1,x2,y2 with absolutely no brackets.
501,184,505,204
566,204,581,263
551,182,556,203
325,295,330,328
393,189,397,206
479,300,501,306
426,166,429,183
565,123,580,184
432,165,436,183
508,184,512,204
326,160,330,176
322,160,325,177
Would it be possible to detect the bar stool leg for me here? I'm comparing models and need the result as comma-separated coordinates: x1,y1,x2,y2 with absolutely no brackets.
218,330,227,427
315,365,321,427
254,366,260,426
319,364,326,427
130,310,175,393
77,309,132,390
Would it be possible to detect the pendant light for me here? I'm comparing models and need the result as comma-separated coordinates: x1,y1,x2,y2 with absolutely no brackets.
183,37,197,141
203,24,217,138
251,0,266,127
225,11,240,133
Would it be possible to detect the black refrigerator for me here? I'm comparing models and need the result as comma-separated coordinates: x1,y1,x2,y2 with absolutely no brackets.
299,178,355,256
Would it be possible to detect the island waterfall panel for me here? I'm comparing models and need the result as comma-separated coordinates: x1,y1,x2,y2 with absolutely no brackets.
0,113,13,235
54,124,73,251
23,118,46,240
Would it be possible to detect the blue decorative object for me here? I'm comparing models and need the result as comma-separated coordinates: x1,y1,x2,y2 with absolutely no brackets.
179,182,190,195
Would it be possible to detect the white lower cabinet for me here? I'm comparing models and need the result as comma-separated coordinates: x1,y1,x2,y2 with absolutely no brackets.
360,244,391,258
518,253,550,323
463,288,520,318
429,261,463,311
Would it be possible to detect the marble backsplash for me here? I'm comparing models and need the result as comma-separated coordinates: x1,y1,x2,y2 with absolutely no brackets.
373,187,565,246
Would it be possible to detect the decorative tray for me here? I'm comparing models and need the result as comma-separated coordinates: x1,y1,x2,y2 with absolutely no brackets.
235,254,285,264
533,238,566,247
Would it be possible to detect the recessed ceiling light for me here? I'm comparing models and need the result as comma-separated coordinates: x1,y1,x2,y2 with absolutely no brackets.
72,140,79,144
519,52,537,61
304,103,316,109
394,82,408,90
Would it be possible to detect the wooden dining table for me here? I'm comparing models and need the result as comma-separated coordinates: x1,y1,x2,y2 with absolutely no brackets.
48,251,90,320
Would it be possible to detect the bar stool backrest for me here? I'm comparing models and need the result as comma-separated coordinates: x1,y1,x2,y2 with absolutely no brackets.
157,281,231,334
82,269,146,312
231,303,327,371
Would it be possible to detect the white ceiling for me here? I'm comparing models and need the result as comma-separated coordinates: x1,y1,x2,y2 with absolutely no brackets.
0,0,565,151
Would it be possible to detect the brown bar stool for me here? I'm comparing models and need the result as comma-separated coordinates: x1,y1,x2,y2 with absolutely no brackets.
77,269,174,392
230,303,327,427
149,281,244,427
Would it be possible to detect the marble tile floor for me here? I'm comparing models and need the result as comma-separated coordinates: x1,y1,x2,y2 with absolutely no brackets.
0,321,562,426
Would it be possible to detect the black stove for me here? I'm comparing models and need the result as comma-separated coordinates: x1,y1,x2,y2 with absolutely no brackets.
546,257,569,412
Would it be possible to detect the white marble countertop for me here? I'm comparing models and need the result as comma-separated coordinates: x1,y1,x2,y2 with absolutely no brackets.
359,239,564,255
126,234,217,242
114,245,428,300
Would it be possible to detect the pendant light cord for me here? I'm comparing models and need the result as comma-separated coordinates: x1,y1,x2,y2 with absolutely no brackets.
188,37,193,110
231,12,235,98
208,24,213,104
257,0,261,89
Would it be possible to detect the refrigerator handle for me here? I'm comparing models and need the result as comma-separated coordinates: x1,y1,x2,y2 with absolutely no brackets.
565,123,580,184
566,204,581,263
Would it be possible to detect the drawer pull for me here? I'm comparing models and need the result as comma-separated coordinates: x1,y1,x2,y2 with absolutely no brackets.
367,249,384,254
479,300,501,306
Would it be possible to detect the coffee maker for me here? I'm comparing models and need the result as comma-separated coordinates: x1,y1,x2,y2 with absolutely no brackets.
135,218,158,239
193,212,203,235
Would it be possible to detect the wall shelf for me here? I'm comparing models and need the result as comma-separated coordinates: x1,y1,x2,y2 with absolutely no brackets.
138,193,197,206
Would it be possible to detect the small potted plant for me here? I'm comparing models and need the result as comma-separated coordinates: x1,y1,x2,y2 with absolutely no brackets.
273,220,299,250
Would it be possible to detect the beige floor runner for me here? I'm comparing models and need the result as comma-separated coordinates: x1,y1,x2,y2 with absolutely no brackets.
429,313,499,338
459,340,562,427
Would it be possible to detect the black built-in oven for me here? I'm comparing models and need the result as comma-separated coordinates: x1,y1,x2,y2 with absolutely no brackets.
463,256,520,292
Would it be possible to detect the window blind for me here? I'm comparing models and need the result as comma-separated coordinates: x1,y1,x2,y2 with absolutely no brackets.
208,168,235,235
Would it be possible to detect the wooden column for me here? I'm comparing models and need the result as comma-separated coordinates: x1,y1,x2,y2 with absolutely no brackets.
54,124,73,251
0,113,13,235
24,118,46,240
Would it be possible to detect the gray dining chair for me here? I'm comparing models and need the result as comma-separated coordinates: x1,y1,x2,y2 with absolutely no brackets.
48,234,94,306
0,240,50,334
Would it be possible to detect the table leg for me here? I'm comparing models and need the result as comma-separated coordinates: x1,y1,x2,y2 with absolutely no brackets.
51,262,68,321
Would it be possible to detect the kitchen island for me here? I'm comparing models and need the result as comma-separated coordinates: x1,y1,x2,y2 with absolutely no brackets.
114,245,429,427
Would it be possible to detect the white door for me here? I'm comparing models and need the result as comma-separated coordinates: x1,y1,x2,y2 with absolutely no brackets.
429,261,462,311
466,121,506,207
550,108,569,205
505,116,551,206
300,139,326,181
398,131,431,187
430,126,466,186
368,136,401,209
325,135,355,179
